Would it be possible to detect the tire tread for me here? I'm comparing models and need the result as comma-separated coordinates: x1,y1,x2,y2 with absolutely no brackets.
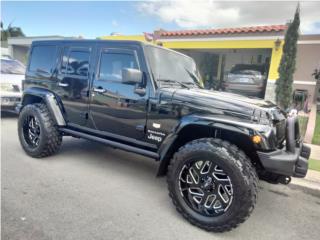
167,138,258,232
18,103,62,158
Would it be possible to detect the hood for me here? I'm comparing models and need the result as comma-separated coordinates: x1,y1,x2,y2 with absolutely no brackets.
170,88,277,117
1,73,24,86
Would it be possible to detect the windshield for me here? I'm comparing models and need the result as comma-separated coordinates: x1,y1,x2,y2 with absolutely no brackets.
145,46,203,88
1,59,26,75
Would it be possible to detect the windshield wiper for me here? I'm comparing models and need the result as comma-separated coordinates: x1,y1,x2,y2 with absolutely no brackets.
157,78,190,89
184,68,201,88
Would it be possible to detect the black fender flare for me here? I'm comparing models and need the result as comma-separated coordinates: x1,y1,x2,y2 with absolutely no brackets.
286,116,299,153
156,116,256,176
21,87,66,126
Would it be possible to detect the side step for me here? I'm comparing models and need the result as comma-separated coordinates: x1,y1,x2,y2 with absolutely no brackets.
60,128,159,159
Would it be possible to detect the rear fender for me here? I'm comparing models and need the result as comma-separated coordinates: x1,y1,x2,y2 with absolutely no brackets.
21,87,66,126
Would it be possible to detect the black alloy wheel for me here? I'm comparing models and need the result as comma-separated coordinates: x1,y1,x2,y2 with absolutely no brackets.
18,103,62,158
179,160,233,217
167,138,258,232
22,115,41,148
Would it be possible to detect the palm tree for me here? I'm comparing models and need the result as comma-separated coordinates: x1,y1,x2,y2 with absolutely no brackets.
1,21,25,41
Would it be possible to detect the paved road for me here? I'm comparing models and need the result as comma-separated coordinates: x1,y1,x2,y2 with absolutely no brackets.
2,114,320,240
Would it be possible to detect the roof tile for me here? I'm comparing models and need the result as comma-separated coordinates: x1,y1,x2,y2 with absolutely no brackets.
160,25,287,37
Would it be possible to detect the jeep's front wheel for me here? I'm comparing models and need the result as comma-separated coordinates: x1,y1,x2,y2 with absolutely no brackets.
18,103,62,158
167,138,258,232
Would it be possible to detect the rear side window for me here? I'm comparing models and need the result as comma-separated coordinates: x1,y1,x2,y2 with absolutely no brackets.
29,45,57,74
98,51,138,82
66,51,90,77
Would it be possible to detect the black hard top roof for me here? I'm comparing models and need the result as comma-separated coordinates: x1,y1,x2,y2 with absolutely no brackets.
31,39,147,46
31,39,193,60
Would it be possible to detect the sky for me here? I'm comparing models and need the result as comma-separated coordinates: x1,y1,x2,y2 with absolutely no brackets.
1,1,320,39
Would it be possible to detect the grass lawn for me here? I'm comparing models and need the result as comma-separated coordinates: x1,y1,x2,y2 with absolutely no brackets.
309,159,320,172
312,112,320,145
298,115,308,138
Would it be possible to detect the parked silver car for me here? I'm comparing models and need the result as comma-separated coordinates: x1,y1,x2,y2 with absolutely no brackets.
224,64,267,98
1,57,26,112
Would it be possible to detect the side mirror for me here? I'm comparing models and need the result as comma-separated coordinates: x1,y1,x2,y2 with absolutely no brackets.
122,68,143,84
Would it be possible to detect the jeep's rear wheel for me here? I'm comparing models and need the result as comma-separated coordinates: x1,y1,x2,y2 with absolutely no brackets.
167,138,258,232
18,103,62,158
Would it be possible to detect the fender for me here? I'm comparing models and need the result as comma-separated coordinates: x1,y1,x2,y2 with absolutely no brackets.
21,87,66,126
159,114,261,159
157,114,267,176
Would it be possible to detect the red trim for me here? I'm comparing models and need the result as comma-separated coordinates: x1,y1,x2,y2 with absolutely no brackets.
160,25,287,37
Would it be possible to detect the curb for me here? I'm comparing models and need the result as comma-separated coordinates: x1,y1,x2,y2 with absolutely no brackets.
289,183,320,198
290,169,320,197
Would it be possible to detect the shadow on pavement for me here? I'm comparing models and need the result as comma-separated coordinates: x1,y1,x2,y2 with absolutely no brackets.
1,111,18,119
58,137,160,179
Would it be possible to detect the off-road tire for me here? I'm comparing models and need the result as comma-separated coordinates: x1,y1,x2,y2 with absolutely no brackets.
167,138,258,232
18,103,62,158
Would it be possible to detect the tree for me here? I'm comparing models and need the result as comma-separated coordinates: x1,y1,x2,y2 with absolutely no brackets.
1,21,25,41
275,6,300,109
313,68,320,82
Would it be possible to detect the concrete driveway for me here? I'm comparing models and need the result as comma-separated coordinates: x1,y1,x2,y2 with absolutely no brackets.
2,114,320,240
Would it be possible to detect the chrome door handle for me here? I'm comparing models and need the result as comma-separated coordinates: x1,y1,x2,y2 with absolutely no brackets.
58,82,69,87
93,87,106,93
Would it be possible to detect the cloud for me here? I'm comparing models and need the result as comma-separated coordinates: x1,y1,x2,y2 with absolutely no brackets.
138,0,320,34
111,20,119,27
139,0,240,28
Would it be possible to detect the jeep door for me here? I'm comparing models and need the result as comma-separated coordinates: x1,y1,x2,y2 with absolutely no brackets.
89,43,149,140
56,44,95,126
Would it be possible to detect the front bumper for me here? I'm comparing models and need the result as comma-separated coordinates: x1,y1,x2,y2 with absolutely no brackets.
257,116,311,178
258,143,310,178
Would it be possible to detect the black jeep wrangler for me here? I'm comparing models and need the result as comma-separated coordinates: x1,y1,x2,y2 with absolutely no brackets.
18,40,310,232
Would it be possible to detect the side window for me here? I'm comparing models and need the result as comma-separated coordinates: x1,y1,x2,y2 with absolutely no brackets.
29,45,57,74
65,51,90,77
98,51,138,82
